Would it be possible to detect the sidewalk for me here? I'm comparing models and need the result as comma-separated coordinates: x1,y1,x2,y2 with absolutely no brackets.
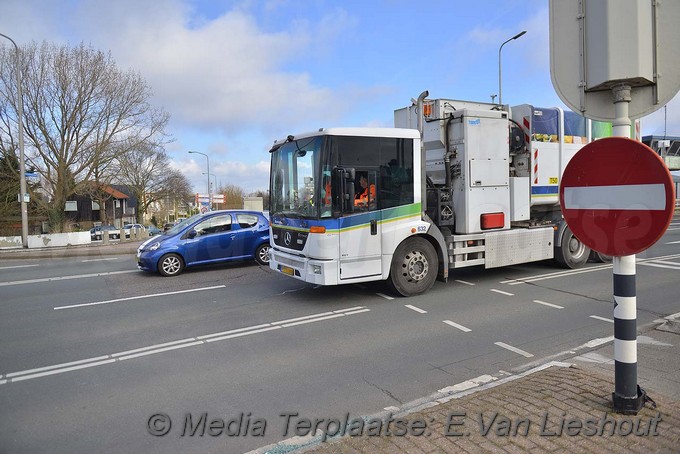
256,319,680,453
0,238,144,259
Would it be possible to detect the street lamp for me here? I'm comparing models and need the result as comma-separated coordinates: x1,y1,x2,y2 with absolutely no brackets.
202,172,218,208
1,32,28,248
188,150,211,209
498,30,526,108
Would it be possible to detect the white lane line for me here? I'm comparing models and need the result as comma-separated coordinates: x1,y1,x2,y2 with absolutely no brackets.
405,304,427,314
376,293,394,300
5,355,111,378
665,240,680,244
590,315,614,323
500,252,680,285
11,359,117,382
490,289,514,296
638,262,680,270
455,280,475,286
494,342,534,358
532,300,564,309
204,326,282,343
501,264,613,285
0,270,137,287
0,264,39,270
443,320,472,332
1,306,371,385
81,258,119,262
53,285,227,310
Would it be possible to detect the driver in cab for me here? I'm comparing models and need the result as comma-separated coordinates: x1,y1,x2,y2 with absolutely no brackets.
354,174,375,209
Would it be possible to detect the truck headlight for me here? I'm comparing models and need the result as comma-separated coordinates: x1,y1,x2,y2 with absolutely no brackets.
311,265,322,275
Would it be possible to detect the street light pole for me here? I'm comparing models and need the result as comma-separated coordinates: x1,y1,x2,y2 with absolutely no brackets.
188,150,211,210
498,30,527,108
202,172,218,208
1,32,28,248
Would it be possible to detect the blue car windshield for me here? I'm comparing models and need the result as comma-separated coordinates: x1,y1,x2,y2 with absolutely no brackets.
165,214,201,236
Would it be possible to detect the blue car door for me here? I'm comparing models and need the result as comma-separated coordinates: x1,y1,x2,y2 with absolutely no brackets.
228,213,261,259
183,214,234,265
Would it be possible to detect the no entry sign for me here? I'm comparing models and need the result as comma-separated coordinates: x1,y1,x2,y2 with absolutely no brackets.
559,137,675,257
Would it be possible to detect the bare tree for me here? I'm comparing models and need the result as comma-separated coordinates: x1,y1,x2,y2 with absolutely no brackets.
219,183,246,209
0,41,170,232
116,142,172,223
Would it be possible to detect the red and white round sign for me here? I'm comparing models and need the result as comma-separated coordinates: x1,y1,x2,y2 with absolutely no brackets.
559,137,675,256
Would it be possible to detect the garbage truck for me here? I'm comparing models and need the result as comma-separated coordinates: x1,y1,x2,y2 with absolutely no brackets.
268,91,621,296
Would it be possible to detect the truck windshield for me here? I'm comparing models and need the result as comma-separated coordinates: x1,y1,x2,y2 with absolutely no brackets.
270,136,325,219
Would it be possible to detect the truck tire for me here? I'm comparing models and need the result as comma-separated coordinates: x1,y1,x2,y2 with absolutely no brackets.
555,225,590,269
590,250,613,263
387,237,438,297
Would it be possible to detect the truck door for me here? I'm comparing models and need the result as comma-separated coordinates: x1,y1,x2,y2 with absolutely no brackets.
339,170,382,280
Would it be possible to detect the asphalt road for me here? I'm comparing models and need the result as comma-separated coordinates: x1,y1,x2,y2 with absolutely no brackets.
1,223,680,453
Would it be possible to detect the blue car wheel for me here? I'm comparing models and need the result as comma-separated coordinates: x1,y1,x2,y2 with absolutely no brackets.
158,253,185,277
255,243,270,266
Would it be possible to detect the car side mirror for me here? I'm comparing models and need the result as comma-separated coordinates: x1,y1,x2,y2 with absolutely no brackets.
187,230,197,239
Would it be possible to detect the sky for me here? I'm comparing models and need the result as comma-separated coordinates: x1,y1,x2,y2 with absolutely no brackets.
1,0,678,195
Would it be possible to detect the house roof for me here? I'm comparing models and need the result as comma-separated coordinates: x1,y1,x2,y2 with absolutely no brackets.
102,186,129,199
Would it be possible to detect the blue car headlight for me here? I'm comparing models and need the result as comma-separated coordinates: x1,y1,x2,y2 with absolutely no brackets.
148,242,161,251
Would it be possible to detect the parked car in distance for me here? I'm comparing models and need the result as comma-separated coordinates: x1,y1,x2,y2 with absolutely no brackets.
90,225,119,241
137,210,271,277
123,223,146,238
146,225,162,236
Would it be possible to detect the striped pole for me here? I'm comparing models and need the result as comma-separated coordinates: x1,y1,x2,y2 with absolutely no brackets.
611,86,644,414
612,255,644,413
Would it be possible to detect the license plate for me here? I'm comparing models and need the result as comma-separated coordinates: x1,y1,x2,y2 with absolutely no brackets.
281,266,294,276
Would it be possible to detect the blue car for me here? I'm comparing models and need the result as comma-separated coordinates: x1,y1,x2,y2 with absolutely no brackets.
137,210,270,277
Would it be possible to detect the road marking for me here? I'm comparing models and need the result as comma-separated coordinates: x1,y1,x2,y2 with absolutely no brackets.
53,285,227,310
501,253,680,286
500,264,613,285
532,300,564,309
1,306,370,385
443,320,471,332
494,342,534,358
0,264,39,270
81,257,119,262
0,269,137,287
454,280,475,286
639,260,680,270
405,304,427,314
590,315,614,323
665,240,680,244
376,293,394,300
490,289,514,296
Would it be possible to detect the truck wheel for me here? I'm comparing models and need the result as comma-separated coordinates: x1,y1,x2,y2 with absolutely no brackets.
555,226,590,269
158,253,185,277
590,250,613,263
388,237,438,297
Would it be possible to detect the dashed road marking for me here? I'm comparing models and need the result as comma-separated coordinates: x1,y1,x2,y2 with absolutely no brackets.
443,320,471,332
376,293,394,300
405,304,427,314
490,289,514,296
532,300,564,309
494,342,534,358
590,315,614,323
454,280,475,286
